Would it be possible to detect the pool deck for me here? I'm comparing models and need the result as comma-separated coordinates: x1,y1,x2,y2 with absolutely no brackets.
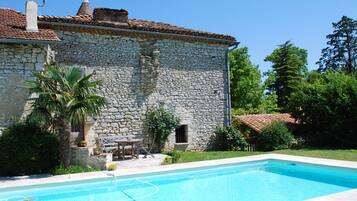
1,154,357,201
306,189,357,201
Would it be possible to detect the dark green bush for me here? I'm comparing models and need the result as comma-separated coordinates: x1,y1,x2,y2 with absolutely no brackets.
214,126,248,151
145,107,180,151
0,122,59,176
288,72,357,148
255,121,294,151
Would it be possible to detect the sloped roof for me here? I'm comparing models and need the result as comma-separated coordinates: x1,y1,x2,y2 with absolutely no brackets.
236,114,297,133
0,8,59,42
77,1,93,16
38,14,236,43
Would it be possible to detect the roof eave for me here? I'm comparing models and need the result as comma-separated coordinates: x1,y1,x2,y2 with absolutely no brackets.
0,38,61,44
38,21,238,46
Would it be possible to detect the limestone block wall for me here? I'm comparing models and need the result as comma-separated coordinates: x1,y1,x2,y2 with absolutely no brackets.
0,44,46,129
52,31,230,151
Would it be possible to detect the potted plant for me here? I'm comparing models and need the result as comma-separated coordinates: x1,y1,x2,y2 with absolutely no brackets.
93,144,102,155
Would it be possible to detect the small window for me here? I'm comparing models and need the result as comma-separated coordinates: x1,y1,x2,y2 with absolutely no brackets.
175,125,188,143
71,122,84,136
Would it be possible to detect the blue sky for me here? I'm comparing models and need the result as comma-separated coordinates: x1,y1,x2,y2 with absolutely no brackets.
1,0,357,73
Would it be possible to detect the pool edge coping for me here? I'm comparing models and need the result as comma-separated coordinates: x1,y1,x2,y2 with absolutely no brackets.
1,153,357,201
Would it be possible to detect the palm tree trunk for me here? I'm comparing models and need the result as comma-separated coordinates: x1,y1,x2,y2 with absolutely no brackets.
56,118,71,167
82,118,86,141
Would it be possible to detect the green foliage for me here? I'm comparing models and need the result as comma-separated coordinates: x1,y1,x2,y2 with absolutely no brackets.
52,165,99,175
107,164,118,171
163,150,181,164
230,47,278,114
230,47,264,109
24,66,106,166
255,121,294,151
260,93,279,113
265,41,308,112
162,157,173,165
146,107,180,151
232,93,279,116
25,66,106,128
288,72,357,148
214,126,248,151
0,122,59,176
317,16,357,74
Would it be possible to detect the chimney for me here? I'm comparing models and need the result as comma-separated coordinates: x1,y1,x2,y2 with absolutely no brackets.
93,8,128,24
26,0,38,32
77,0,93,16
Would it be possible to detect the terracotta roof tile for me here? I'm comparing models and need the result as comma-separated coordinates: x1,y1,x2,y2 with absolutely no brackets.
38,15,236,42
0,8,59,42
236,114,297,133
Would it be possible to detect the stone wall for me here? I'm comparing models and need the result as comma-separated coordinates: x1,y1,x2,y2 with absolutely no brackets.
0,44,46,128
52,31,230,151
70,147,112,170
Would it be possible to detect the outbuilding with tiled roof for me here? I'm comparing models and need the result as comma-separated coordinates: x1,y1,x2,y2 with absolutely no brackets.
236,114,297,133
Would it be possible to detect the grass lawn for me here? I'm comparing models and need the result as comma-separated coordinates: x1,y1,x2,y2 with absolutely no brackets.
177,151,262,163
273,149,357,162
175,149,357,163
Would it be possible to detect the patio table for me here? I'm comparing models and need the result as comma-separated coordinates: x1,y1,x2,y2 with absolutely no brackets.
115,138,143,159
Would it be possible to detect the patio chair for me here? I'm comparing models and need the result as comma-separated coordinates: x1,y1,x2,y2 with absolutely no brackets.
98,135,132,159
135,139,155,158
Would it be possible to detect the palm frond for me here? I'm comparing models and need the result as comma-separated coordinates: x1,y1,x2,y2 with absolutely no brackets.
25,65,107,130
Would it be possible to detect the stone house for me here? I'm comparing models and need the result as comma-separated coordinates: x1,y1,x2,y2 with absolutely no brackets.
0,0,237,151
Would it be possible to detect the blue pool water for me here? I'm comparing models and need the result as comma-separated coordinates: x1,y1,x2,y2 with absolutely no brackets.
1,160,357,201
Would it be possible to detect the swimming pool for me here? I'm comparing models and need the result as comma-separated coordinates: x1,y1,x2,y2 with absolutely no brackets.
1,159,357,201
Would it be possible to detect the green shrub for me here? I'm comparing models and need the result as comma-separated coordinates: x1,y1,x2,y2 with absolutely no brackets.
145,107,180,151
255,121,294,151
107,164,117,171
214,126,248,151
52,165,100,175
0,122,59,176
162,157,173,165
288,72,357,148
165,150,181,164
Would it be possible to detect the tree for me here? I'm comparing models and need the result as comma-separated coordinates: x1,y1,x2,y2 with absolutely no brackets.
317,16,357,74
288,72,357,148
230,47,278,115
265,41,308,112
25,66,106,167
230,47,263,110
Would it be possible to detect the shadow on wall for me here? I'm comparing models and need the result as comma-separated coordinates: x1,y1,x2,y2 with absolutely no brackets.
130,39,160,108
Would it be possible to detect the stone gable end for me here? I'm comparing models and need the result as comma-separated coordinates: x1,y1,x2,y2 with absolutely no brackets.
51,31,230,151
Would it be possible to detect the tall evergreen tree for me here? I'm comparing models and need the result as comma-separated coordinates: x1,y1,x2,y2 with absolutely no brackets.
317,16,357,74
265,41,307,112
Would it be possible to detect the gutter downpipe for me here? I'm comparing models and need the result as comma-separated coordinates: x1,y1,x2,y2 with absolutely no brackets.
226,42,238,126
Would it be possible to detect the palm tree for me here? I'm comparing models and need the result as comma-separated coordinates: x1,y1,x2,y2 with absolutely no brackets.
25,66,106,167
